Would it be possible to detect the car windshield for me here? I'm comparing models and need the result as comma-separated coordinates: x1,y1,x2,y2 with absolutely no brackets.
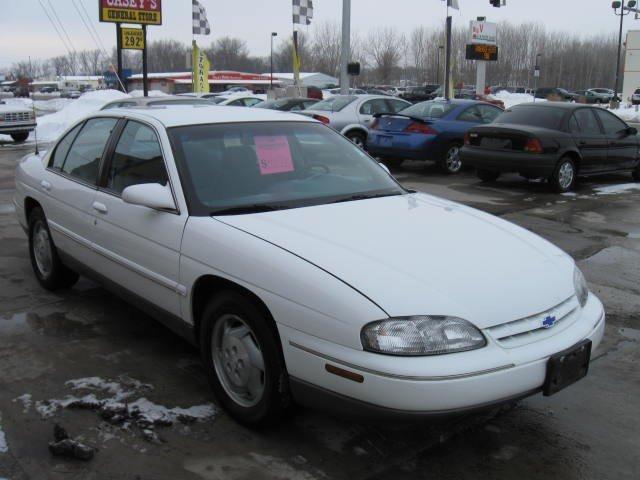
168,122,405,215
309,96,357,112
398,101,456,119
494,106,565,129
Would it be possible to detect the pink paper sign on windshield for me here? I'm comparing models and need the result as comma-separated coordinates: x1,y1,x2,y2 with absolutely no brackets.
254,135,295,175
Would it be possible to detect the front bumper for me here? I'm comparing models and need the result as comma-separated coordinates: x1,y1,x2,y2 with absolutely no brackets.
280,294,605,418
0,122,36,134
461,146,558,176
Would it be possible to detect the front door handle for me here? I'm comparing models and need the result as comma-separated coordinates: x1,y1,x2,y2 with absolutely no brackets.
40,180,51,191
92,201,108,214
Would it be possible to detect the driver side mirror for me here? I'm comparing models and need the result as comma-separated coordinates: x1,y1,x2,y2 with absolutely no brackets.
122,183,176,211
625,126,638,136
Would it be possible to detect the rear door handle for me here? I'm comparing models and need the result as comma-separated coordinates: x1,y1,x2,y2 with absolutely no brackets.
40,180,51,191
92,201,108,214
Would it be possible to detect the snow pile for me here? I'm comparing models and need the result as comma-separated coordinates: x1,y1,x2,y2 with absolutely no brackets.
0,412,7,453
488,91,540,109
13,393,32,413
593,183,640,195
609,104,640,123
33,89,128,142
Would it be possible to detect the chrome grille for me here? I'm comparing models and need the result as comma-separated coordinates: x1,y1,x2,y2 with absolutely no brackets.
3,112,32,122
487,296,580,348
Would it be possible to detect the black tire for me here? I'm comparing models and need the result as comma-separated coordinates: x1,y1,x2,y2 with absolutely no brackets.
11,132,29,143
633,163,640,182
439,142,463,174
200,291,290,427
549,157,577,193
28,207,78,290
346,131,366,149
477,169,500,183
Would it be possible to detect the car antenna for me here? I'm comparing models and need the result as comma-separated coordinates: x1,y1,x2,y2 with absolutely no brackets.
31,96,39,155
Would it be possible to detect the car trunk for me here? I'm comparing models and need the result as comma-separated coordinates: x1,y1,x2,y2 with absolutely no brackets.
374,115,433,133
467,125,556,151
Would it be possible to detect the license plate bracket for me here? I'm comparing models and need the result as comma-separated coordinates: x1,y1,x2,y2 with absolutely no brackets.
543,339,592,396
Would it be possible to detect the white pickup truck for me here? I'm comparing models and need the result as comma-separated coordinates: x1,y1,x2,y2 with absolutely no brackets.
0,100,36,143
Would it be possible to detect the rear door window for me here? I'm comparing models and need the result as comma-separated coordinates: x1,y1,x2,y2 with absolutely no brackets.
457,106,482,122
61,117,118,184
359,99,389,115
477,105,502,123
50,123,83,170
574,109,602,135
386,99,410,113
568,115,581,134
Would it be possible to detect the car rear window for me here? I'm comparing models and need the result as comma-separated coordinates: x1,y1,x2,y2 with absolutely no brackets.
399,101,456,119
310,96,357,112
494,106,565,129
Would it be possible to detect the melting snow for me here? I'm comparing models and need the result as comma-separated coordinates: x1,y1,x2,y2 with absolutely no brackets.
13,393,32,413
0,412,8,453
593,183,640,195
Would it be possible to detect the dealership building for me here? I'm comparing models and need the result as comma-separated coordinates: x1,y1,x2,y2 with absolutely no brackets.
126,71,281,94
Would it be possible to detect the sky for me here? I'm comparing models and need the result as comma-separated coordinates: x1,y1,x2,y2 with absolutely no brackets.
0,0,635,69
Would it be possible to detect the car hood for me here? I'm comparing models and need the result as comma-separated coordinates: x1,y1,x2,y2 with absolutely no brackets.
217,193,575,329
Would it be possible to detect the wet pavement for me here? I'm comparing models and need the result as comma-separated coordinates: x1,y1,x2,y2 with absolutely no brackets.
0,145,639,479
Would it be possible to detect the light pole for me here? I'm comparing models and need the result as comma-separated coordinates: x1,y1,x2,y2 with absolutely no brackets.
533,53,541,102
270,32,278,90
436,45,444,84
612,1,636,102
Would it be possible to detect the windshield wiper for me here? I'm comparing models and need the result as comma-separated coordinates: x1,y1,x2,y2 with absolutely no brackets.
211,204,290,216
331,192,404,204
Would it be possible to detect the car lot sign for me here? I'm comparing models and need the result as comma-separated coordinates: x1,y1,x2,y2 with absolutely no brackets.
466,44,498,62
121,27,145,50
470,21,497,45
99,0,162,25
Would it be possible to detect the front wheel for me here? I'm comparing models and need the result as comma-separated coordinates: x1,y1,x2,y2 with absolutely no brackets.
346,131,366,149
200,291,290,427
439,143,463,174
28,207,78,290
11,132,29,143
550,157,577,193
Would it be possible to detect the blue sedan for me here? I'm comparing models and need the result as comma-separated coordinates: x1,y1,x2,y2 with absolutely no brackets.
366,99,503,173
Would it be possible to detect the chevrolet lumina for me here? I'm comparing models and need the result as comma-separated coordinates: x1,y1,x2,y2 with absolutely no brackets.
14,105,605,426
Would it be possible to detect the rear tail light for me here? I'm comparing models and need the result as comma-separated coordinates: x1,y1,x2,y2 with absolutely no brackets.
313,114,330,125
404,122,436,134
369,118,379,130
524,137,543,153
464,132,471,145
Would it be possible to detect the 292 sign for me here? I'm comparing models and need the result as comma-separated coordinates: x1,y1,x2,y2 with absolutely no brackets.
121,28,145,50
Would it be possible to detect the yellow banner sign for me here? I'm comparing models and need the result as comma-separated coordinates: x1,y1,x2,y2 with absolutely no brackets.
192,43,210,93
121,28,145,50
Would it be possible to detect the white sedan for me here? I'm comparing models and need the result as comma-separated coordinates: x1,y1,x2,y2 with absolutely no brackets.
14,105,605,426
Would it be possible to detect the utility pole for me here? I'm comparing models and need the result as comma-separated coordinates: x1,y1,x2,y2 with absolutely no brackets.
444,15,452,100
612,1,637,103
270,32,277,90
339,0,351,95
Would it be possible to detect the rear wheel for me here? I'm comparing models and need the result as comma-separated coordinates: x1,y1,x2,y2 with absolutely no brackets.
439,143,463,174
11,132,28,143
28,207,78,290
200,291,290,427
477,169,500,183
346,131,366,149
550,157,577,193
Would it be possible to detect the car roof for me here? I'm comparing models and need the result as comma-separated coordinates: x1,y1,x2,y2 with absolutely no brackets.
507,102,598,110
103,95,208,106
99,104,317,128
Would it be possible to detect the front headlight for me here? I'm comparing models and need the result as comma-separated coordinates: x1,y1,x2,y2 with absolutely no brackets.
574,267,589,307
361,316,486,356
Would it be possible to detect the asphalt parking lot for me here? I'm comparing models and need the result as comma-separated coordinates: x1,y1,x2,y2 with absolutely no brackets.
0,142,638,480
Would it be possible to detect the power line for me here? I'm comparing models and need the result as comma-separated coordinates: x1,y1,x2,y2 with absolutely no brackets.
46,0,78,57
36,0,75,62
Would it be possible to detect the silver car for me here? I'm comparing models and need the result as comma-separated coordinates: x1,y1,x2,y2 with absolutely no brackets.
101,96,214,110
302,94,411,147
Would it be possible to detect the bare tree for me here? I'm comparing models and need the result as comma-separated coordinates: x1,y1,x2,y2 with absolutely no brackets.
366,27,404,84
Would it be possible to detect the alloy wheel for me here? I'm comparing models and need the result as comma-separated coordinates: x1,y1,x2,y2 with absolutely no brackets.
445,145,463,173
558,161,575,190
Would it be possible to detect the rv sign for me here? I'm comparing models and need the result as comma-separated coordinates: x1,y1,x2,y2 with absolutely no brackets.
99,0,162,25
470,21,497,45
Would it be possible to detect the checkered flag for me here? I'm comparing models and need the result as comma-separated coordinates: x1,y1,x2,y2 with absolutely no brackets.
193,0,211,35
292,0,313,25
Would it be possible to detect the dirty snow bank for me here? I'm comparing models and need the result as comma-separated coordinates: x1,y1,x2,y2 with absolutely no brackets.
593,183,640,195
33,89,129,143
609,104,640,123
0,412,8,453
487,91,543,109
